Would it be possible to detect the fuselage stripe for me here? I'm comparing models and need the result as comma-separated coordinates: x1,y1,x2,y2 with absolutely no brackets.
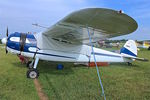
92,52,121,58
36,52,76,59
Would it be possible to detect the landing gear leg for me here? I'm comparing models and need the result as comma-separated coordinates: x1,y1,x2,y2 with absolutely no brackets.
27,57,39,79
27,61,34,68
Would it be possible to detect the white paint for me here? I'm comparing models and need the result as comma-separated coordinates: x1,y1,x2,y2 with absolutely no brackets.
28,47,37,52
10,37,20,42
6,43,134,63
9,37,30,44
123,40,137,55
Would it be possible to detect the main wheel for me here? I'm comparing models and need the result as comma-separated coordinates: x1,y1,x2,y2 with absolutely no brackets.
148,46,150,50
127,62,132,66
27,69,39,79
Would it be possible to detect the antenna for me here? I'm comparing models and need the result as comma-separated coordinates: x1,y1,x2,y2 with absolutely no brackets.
32,23,48,29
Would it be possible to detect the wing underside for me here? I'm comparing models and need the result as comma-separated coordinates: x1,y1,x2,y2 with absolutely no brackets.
39,8,138,50
43,8,138,44
43,23,109,44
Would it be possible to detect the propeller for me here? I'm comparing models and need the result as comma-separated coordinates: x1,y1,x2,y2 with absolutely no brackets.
19,33,27,52
5,27,8,54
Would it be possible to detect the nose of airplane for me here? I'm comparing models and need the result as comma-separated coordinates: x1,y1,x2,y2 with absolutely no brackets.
1,38,7,44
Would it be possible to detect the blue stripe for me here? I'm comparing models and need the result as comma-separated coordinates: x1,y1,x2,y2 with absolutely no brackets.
91,52,121,58
120,47,137,57
9,47,76,59
23,50,76,59
36,52,76,59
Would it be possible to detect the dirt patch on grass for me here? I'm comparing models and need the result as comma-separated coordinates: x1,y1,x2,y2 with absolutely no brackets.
34,79,49,100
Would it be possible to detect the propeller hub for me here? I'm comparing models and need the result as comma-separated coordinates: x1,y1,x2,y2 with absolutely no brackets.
1,38,7,44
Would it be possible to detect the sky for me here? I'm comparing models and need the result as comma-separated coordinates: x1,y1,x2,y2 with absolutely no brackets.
0,0,150,40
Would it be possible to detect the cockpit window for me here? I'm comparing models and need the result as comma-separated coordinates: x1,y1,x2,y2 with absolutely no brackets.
26,38,37,45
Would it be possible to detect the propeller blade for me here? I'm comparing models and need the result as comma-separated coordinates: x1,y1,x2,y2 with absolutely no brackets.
6,49,8,54
6,27,8,37
6,27,8,54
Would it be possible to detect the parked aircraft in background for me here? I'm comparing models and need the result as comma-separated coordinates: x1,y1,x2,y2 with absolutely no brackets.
98,40,120,48
1,8,147,79
137,41,150,50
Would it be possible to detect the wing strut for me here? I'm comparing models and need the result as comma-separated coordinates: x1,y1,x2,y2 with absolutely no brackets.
87,26,106,100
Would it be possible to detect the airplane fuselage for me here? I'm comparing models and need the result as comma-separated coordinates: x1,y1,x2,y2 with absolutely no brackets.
6,32,132,63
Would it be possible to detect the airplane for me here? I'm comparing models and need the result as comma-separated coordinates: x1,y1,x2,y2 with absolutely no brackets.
1,8,148,79
137,41,150,50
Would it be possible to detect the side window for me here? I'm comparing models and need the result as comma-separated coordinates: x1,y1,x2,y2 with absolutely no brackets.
25,34,37,46
26,38,37,45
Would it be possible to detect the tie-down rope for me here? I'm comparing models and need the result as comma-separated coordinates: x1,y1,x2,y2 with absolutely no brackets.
87,26,106,100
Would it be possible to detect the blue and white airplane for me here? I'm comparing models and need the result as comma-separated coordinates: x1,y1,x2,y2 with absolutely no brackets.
1,8,147,79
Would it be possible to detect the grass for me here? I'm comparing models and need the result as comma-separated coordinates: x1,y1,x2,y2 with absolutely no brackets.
37,48,150,100
0,44,150,100
0,45,39,100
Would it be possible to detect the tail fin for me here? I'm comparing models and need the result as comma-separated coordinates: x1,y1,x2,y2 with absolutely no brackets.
120,40,137,57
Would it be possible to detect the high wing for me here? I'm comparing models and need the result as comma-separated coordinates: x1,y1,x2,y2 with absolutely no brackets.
42,8,138,44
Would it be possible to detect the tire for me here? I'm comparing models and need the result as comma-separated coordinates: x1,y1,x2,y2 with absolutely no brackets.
26,69,39,79
127,62,132,66
148,47,150,50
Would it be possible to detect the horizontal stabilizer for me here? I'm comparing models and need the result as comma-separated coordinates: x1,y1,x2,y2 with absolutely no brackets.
122,55,149,62
134,57,149,62
121,40,148,62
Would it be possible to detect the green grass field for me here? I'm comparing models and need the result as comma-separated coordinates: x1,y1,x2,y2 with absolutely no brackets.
0,44,150,100
0,45,39,100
